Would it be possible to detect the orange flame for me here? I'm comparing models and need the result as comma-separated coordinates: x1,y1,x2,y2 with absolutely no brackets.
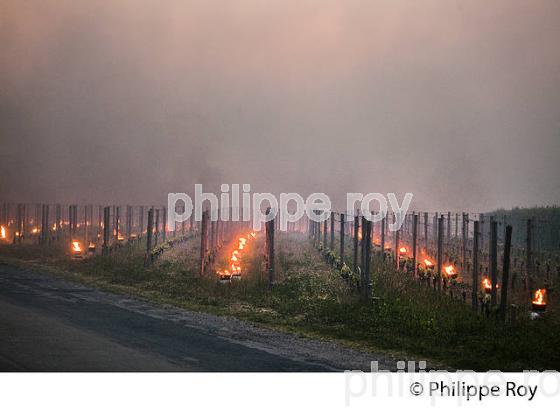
71,240,82,253
444,265,457,278
220,232,257,279
424,258,434,267
217,269,231,279
482,277,492,291
533,289,546,306
399,246,407,254
0,225,6,240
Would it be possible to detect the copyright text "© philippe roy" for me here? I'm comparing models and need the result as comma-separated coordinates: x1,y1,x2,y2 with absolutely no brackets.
412,380,538,401
345,363,560,405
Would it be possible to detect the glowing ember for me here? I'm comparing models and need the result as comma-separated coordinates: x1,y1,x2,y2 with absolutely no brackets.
424,258,434,268
31,227,39,234
444,265,457,278
0,225,6,240
71,240,82,253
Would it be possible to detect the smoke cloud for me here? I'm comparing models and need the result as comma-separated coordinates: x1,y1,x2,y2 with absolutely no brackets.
1,0,559,211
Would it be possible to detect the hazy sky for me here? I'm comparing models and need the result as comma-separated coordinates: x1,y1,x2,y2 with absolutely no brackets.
1,0,559,211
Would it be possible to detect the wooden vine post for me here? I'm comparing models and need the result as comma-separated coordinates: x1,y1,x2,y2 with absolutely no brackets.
154,209,160,246
102,206,110,256
472,220,479,310
380,212,386,261
479,213,485,251
68,205,73,238
330,212,335,250
526,218,533,298
445,211,450,248
265,208,275,288
353,214,359,271
412,213,418,278
162,207,167,242
139,206,145,238
461,213,467,271
424,212,429,255
84,205,89,246
115,206,120,242
394,213,400,270
361,216,367,271
199,210,208,276
56,204,62,242
41,204,50,245
362,219,372,301
323,219,327,248
339,213,345,264
437,215,444,291
145,207,154,265
490,220,498,306
500,225,513,321
97,205,102,241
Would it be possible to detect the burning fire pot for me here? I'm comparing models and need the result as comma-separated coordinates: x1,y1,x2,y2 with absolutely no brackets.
482,277,499,294
71,240,83,258
532,289,547,313
217,270,232,283
444,264,458,279
482,277,492,294
87,242,97,254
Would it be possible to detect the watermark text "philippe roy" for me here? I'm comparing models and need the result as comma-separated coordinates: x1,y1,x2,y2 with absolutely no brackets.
167,184,413,231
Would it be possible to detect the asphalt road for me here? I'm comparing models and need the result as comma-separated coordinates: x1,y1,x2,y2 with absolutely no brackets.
0,263,402,372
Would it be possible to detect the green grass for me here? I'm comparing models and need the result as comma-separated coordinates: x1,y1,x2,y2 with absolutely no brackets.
1,233,559,371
